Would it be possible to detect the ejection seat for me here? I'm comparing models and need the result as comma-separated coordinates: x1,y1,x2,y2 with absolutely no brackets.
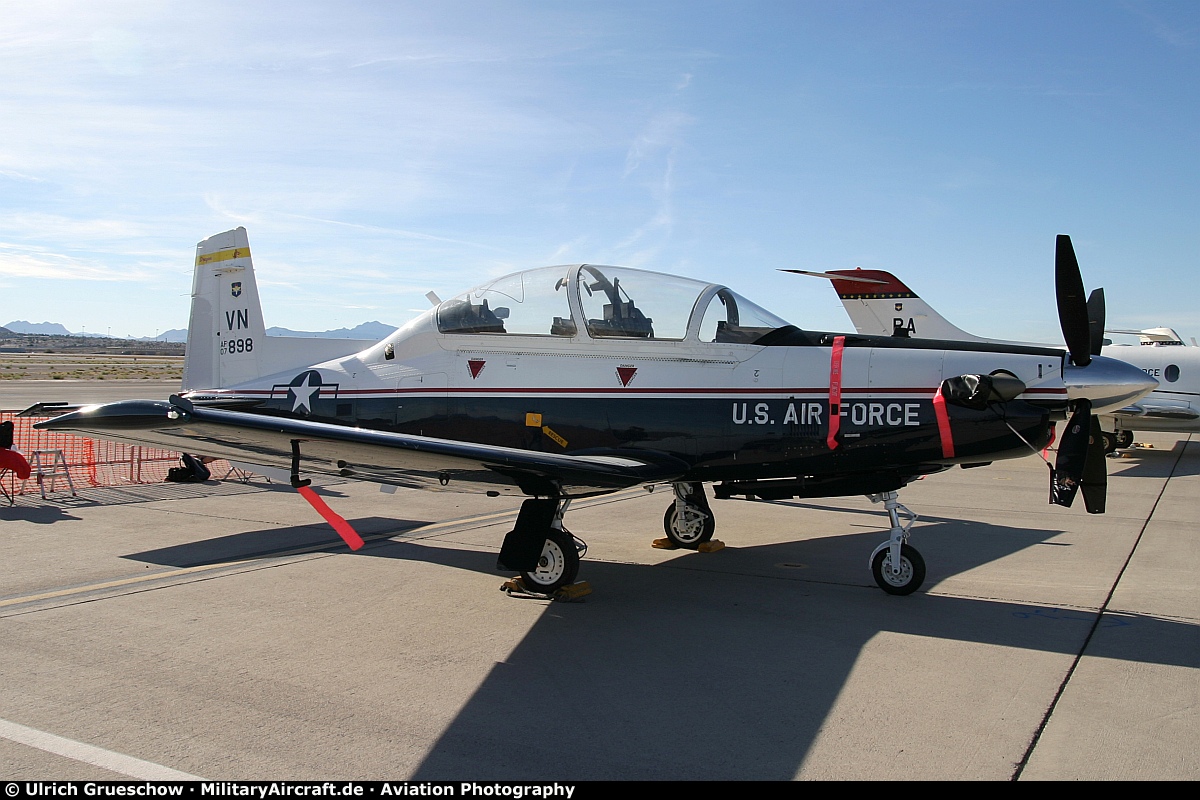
587,300,654,338
438,297,507,334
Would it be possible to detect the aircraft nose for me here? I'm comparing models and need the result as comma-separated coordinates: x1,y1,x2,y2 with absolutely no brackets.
1062,355,1158,413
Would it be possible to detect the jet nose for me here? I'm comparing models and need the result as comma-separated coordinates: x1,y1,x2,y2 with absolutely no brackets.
1062,355,1158,413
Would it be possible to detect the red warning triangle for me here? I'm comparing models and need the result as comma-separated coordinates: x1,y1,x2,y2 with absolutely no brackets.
467,359,486,379
616,366,637,387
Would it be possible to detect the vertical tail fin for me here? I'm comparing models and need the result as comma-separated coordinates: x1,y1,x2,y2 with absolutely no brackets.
181,227,267,390
825,268,986,342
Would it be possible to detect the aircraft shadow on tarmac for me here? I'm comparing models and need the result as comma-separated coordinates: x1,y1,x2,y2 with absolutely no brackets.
0,504,82,524
371,531,1199,780
113,435,1198,780
115,499,1200,780
404,591,1198,779
125,516,428,567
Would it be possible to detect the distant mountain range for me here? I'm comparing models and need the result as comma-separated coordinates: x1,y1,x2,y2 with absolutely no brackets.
4,320,398,343
4,320,74,336
267,321,397,341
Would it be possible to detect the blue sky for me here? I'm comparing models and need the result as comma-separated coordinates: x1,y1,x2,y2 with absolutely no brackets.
1,1,1197,343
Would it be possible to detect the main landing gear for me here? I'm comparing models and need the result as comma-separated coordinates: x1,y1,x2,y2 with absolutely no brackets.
662,482,715,549
498,498,587,596
522,522,581,593
867,491,925,595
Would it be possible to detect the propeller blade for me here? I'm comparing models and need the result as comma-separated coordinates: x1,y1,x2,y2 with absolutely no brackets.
1080,414,1107,514
1050,398,1092,508
1056,234,1092,367
1087,287,1106,357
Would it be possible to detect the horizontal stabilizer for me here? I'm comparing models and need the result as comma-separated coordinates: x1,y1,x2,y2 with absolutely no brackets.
1113,401,1199,421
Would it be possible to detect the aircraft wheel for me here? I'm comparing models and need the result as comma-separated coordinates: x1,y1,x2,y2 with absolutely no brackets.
1116,430,1134,449
663,501,714,549
520,528,580,593
871,544,926,596
1101,431,1118,455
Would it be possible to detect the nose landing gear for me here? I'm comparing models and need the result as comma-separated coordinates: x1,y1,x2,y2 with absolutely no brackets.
867,491,926,595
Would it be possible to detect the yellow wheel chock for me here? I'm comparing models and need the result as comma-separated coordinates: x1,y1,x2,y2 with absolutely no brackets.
500,576,592,601
652,537,725,552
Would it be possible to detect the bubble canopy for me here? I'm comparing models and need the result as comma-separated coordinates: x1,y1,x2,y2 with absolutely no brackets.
436,264,790,344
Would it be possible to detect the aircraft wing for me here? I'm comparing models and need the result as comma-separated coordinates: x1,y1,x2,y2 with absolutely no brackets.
34,398,689,498
1111,399,1199,421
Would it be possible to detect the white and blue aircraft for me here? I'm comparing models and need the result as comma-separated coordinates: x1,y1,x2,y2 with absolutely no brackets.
37,230,1155,595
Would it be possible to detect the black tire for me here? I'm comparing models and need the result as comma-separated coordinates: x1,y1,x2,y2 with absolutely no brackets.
1116,430,1134,449
871,544,926,596
1101,431,1118,455
520,527,580,593
663,501,715,549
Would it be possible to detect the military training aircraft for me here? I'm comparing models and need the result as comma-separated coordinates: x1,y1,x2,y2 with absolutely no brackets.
800,255,1197,454
37,230,1156,595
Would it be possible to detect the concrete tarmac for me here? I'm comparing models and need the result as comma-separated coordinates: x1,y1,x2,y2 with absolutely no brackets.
1,380,180,408
0,382,1197,780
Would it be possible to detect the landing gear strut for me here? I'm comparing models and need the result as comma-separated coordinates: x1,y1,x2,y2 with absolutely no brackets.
521,501,582,593
867,491,926,595
662,482,715,549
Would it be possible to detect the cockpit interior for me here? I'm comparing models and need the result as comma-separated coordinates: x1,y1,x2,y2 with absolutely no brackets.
435,264,789,344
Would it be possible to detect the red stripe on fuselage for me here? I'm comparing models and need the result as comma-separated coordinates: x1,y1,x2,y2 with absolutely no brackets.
196,386,1067,398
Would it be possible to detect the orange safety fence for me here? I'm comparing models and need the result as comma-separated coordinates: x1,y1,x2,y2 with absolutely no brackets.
1,411,238,498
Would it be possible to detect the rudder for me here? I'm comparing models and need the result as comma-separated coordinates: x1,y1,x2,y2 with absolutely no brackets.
181,227,267,390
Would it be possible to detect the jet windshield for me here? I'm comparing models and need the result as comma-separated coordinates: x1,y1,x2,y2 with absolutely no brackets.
436,264,789,342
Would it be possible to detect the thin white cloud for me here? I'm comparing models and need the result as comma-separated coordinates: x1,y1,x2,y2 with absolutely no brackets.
545,236,591,264
273,212,510,252
623,110,692,179
1124,2,1198,48
0,169,44,182
0,244,153,281
0,214,152,243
